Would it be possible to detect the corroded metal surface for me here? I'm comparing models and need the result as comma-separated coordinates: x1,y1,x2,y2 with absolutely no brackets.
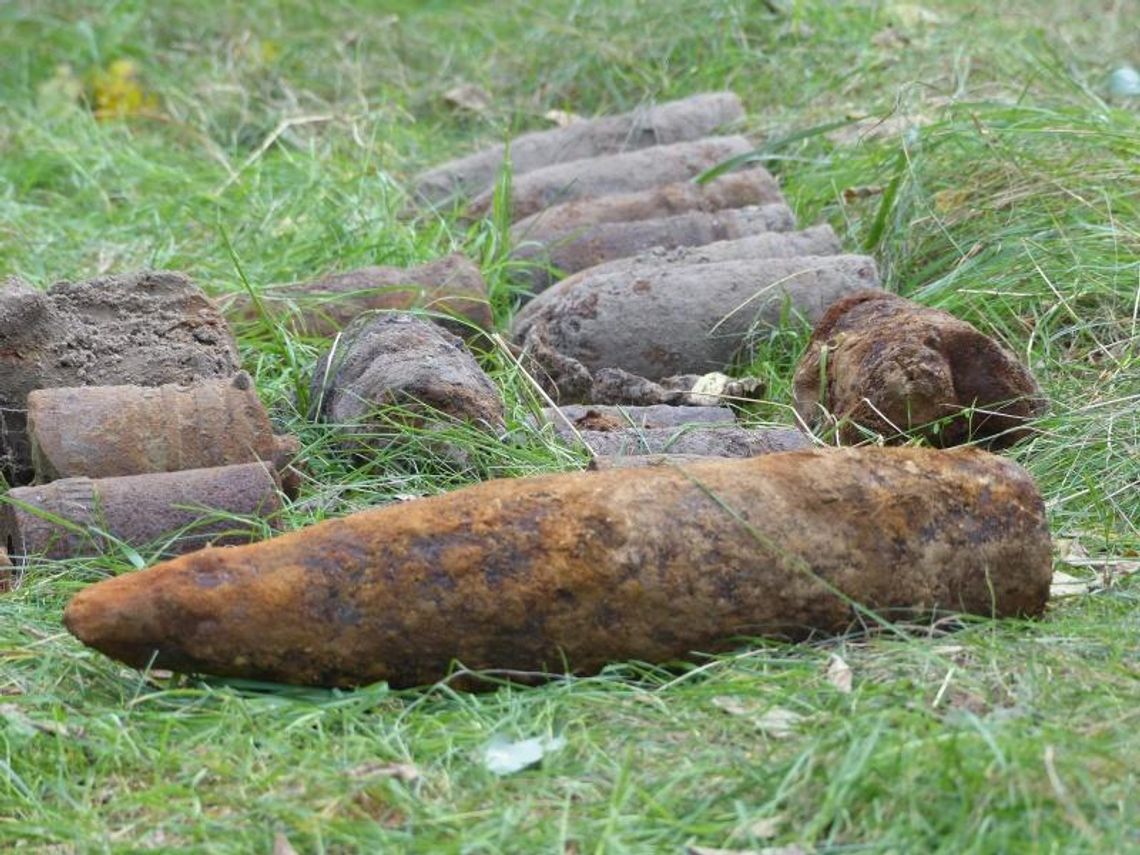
27,373,288,481
514,255,881,380
793,291,1046,448
64,447,1052,689
468,136,754,222
309,314,504,454
2,462,280,561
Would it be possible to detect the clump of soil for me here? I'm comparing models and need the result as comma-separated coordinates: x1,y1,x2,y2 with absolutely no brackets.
0,271,240,484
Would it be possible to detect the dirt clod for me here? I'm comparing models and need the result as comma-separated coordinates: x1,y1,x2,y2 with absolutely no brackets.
0,271,240,485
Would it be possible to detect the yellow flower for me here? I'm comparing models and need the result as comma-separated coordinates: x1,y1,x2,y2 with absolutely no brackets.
89,58,159,120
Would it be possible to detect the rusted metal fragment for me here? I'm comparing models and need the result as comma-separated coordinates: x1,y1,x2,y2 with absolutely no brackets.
535,404,736,437
515,323,767,406
567,426,810,457
414,92,744,205
2,463,280,561
309,314,505,455
514,255,881,380
0,272,240,485
27,374,294,484
63,447,1052,688
792,291,1047,448
514,321,596,403
219,254,492,339
512,204,796,293
468,136,755,222
588,453,732,470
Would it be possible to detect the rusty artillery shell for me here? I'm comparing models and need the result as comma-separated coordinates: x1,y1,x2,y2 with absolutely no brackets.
414,92,744,205
511,167,783,238
63,447,1051,688
468,136,755,222
27,373,293,482
514,255,880,380
792,291,1047,448
564,224,842,279
2,463,280,561
511,203,796,293
309,314,505,454
219,254,492,339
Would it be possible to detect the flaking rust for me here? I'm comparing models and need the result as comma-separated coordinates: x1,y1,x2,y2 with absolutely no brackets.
27,373,296,483
793,291,1046,447
64,447,1052,689
2,463,281,561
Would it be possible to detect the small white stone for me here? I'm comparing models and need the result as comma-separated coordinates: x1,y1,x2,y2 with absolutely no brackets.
1108,66,1140,97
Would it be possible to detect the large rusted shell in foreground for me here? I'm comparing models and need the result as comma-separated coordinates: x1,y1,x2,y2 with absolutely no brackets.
64,447,1052,689
792,291,1046,448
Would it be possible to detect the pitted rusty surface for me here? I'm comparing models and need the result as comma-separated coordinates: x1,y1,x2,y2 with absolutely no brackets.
64,447,1052,689
793,291,1046,448
513,255,881,381
308,313,505,454
27,374,280,481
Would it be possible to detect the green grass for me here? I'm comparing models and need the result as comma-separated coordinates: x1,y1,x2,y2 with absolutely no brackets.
2,0,1139,851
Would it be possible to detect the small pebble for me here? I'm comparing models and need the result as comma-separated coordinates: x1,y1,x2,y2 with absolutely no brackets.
1108,66,1140,97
